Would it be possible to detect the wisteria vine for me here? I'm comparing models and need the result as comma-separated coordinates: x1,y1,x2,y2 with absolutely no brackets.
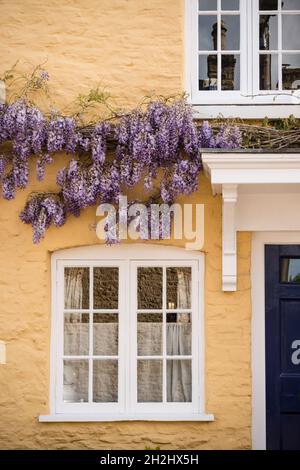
0,78,242,243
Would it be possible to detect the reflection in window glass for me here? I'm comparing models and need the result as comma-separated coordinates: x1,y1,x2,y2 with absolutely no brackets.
93,267,119,309
93,313,118,356
64,313,89,356
222,0,240,10
260,15,278,50
282,0,300,10
260,54,278,89
198,15,218,51
199,54,218,91
64,267,89,309
259,0,278,9
281,258,300,282
63,360,88,403
138,360,163,402
93,360,118,402
137,313,163,356
137,267,163,309
282,15,300,50
199,0,217,10
282,54,300,89
167,360,192,403
221,54,240,90
221,16,240,50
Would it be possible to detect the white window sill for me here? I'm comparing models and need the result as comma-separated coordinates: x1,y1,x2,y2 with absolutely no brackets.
192,104,300,119
39,413,214,423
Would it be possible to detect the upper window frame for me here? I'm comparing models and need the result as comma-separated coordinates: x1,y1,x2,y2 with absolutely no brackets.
185,0,300,117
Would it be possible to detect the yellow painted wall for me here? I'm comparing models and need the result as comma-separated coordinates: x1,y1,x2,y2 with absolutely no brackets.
0,0,252,449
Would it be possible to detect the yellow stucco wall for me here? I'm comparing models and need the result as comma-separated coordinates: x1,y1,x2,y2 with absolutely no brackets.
0,0,252,449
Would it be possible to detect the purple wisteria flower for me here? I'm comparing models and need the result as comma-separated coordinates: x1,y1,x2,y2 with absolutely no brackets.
0,94,242,244
20,194,66,244
40,70,50,81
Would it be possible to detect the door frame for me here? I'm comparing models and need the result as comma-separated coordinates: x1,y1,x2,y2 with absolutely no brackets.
251,232,300,450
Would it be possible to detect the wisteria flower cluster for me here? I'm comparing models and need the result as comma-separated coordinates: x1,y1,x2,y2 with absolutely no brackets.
20,194,66,244
0,94,242,244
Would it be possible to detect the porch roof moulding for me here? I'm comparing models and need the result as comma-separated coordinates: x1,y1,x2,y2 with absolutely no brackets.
202,151,300,291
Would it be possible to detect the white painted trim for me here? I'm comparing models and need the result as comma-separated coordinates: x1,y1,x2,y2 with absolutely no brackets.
202,153,300,195
251,232,300,450
191,104,300,119
222,185,238,291
202,153,300,290
39,413,214,422
51,244,203,261
46,244,211,422
192,105,300,119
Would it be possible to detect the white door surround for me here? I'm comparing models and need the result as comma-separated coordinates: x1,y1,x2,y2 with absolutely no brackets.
202,152,300,291
252,232,300,450
202,151,300,449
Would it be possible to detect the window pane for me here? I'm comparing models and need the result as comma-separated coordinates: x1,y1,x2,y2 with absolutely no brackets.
93,267,118,309
222,0,239,9
282,54,300,90
282,0,300,10
167,267,191,309
199,0,217,10
138,313,163,356
64,313,89,356
93,313,118,356
221,54,240,90
63,360,88,403
281,258,300,282
282,15,300,49
198,15,218,51
93,360,118,402
260,54,278,89
64,267,89,309
260,15,278,50
199,54,218,90
137,360,163,402
221,16,240,50
137,267,163,309
167,313,192,356
259,0,278,9
167,360,192,403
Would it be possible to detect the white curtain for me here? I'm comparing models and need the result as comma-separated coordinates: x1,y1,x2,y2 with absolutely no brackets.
64,267,85,309
166,269,192,402
64,268,89,402
177,269,191,309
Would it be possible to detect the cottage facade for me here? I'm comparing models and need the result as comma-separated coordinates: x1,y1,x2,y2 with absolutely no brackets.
0,0,300,450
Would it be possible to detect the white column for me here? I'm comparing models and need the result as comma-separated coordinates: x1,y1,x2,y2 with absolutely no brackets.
222,184,238,291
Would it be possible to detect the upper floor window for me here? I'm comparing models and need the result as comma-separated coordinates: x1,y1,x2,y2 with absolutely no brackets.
186,0,300,113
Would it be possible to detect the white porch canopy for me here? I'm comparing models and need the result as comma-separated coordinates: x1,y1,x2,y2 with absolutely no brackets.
202,151,300,292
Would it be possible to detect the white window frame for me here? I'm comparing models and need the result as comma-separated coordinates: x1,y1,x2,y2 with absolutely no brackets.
40,244,214,422
185,0,300,118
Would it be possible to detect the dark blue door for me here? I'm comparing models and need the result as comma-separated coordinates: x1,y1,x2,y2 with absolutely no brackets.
265,245,300,450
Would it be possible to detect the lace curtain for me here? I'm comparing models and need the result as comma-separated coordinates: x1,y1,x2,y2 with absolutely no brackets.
64,267,85,309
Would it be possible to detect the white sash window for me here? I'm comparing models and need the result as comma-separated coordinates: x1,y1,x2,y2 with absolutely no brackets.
42,245,213,422
186,0,300,116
